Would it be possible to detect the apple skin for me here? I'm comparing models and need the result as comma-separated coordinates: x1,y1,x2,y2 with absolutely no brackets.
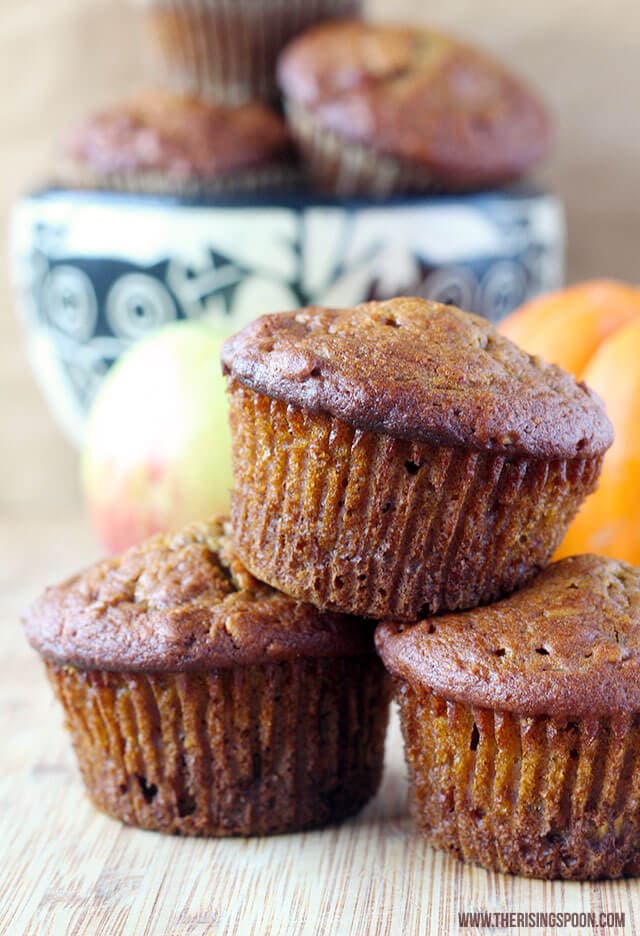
82,321,233,553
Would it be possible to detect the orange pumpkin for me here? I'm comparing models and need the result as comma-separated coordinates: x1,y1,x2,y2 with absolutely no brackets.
500,279,640,564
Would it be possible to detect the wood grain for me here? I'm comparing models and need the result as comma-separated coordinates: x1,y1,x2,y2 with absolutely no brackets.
0,517,638,936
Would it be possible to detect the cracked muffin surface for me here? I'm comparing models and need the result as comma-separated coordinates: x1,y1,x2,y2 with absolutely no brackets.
278,20,551,188
376,554,640,718
63,89,292,180
23,518,374,671
222,297,613,460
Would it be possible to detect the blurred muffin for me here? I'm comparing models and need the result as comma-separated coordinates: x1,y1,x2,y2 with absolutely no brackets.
59,89,295,194
24,519,390,836
376,555,640,880
138,0,363,105
222,297,612,620
278,20,551,196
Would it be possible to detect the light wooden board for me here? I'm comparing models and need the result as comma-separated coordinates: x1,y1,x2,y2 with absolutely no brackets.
1,518,638,936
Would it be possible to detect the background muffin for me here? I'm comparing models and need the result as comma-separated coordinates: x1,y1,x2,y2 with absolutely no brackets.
23,519,390,836
376,555,640,880
222,297,612,620
278,20,551,196
59,88,294,194
137,0,363,105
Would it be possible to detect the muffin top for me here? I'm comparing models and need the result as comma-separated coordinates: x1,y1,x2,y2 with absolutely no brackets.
63,89,291,181
221,298,613,459
278,20,550,187
24,519,374,672
376,555,640,718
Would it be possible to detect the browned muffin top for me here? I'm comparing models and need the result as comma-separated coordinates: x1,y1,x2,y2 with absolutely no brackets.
221,298,613,459
376,555,640,718
63,89,291,180
278,20,550,187
24,519,374,672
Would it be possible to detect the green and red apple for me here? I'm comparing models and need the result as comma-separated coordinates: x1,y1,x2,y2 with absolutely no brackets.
82,321,233,553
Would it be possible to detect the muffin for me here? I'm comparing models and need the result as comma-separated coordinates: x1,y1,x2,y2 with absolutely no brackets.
278,20,551,197
221,297,613,620
138,0,363,105
23,519,390,836
376,555,640,880
59,89,294,195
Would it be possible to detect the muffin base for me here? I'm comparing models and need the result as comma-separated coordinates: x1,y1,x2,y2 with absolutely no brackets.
141,0,362,105
395,681,640,880
228,381,604,620
284,101,460,198
46,655,390,836
54,160,301,197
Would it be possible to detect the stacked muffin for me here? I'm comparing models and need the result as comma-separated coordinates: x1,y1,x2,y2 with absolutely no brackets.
220,297,640,881
26,295,640,882
277,21,551,196
137,0,362,105
59,89,294,195
25,518,391,835
60,14,551,197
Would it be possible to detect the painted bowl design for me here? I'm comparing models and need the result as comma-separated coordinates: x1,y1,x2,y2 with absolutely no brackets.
11,187,564,443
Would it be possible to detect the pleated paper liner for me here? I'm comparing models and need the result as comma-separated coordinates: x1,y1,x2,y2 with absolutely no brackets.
54,158,303,196
395,682,640,880
227,380,604,620
47,656,390,836
284,101,461,198
137,0,362,106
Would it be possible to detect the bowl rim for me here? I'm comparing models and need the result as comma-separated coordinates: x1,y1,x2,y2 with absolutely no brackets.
18,182,558,212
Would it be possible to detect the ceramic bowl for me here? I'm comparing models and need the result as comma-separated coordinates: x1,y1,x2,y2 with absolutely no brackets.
11,186,564,444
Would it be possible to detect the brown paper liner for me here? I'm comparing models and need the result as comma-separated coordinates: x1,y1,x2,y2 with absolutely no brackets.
284,101,453,198
139,0,362,105
395,681,640,880
228,381,603,620
47,655,390,836
54,158,301,196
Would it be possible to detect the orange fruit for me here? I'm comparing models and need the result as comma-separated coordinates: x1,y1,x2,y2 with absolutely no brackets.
500,279,640,377
500,280,640,563
556,317,640,563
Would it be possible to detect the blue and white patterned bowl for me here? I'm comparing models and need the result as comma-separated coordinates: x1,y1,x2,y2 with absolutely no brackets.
11,186,564,444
